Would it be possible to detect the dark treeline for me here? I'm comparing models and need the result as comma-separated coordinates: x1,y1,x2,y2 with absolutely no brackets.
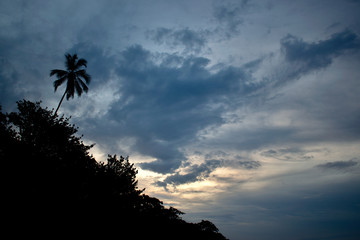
1,100,228,239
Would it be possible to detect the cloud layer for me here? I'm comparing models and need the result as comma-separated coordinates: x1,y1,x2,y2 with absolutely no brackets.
1,0,360,239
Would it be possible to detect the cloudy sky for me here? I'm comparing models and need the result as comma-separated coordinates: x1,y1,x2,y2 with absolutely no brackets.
1,0,360,239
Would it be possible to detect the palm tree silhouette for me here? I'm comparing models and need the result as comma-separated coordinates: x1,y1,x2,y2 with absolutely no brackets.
50,53,91,115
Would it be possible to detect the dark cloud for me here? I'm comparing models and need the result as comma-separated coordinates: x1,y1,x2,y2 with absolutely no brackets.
148,0,251,49
280,30,360,80
0,57,21,110
101,44,260,173
261,148,315,161
158,154,260,188
205,151,261,169
134,138,186,173
159,160,223,186
212,0,250,37
156,151,261,189
0,30,59,111
317,159,358,170
148,27,210,53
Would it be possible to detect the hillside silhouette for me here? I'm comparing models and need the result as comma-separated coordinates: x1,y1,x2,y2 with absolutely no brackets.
1,100,228,239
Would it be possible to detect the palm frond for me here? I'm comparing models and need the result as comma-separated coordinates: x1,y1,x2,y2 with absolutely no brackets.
65,53,78,71
50,69,68,78
65,53,72,70
53,76,67,92
75,58,88,69
77,77,89,93
74,81,83,97
76,69,91,84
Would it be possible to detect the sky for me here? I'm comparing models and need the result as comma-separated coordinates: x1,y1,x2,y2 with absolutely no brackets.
1,0,360,239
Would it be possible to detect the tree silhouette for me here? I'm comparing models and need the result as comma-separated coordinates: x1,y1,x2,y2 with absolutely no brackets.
1,100,228,239
50,53,91,115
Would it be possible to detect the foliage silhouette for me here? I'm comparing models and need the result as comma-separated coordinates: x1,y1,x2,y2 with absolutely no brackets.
50,53,91,114
1,100,228,239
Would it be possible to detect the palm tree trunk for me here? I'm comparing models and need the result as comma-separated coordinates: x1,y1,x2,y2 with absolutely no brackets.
54,90,67,115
